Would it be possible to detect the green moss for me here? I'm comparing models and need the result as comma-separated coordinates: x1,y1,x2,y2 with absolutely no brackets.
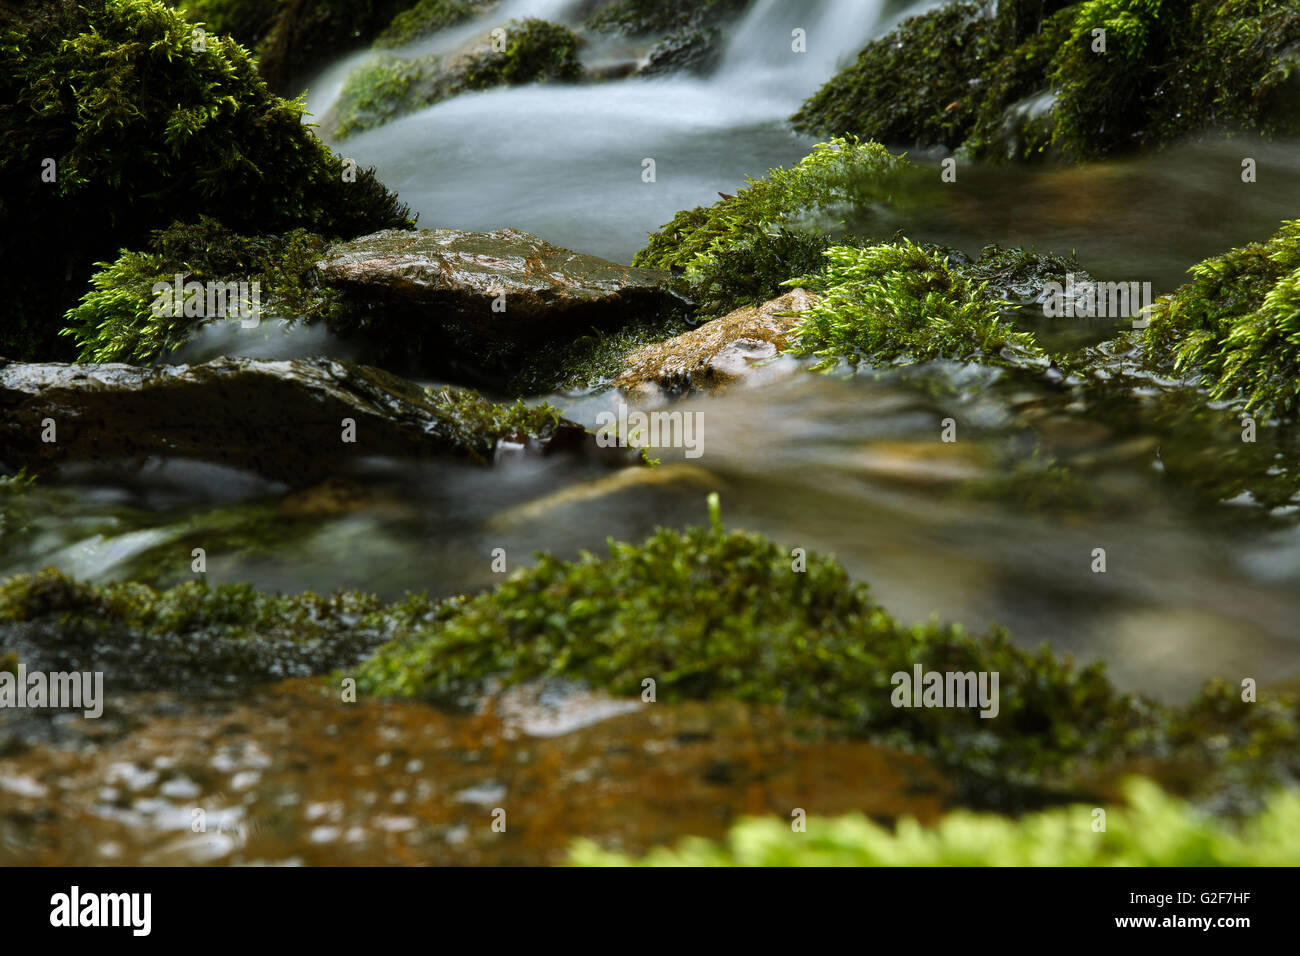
633,139,915,317
1145,221,1300,418
790,3,1003,149
0,567,392,692
375,0,485,47
785,240,1040,369
0,471,38,542
1147,0,1300,146
333,18,583,137
0,0,411,361
351,500,1147,786
962,8,1075,163
176,0,279,43
334,54,440,138
800,0,1300,164
424,387,568,461
6,509,1297,802
60,218,336,364
1045,0,1178,159
571,777,1300,866
348,501,1300,802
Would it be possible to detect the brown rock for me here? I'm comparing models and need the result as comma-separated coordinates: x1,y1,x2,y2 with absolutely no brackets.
612,288,817,394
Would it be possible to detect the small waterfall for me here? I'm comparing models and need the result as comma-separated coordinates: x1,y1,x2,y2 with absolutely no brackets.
717,0,892,96
309,0,936,263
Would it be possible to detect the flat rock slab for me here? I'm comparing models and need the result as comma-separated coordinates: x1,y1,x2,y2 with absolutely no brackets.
614,289,817,394
0,357,588,486
317,228,686,344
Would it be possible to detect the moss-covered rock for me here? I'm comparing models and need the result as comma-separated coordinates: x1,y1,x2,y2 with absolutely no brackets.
790,3,1003,150
351,499,1144,788
633,139,916,318
639,24,723,76
0,357,586,484
1144,220,1300,418
785,241,1041,370
349,501,1300,804
331,18,583,138
508,315,695,395
4,507,1296,805
0,567,391,693
962,7,1075,163
572,777,1300,865
798,0,1300,163
0,0,411,362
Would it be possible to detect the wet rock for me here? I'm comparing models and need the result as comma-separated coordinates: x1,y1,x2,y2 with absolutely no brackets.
612,289,816,394
319,227,687,372
0,356,587,486
639,25,722,76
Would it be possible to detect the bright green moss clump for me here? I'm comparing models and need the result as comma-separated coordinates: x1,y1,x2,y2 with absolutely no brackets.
333,18,583,137
790,3,1002,149
353,499,1149,784
349,503,1300,800
786,241,1040,369
0,0,411,361
1145,221,1300,418
633,139,915,317
571,778,1300,866
62,218,335,364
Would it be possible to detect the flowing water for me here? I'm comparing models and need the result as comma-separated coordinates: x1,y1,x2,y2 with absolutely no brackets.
4,0,1300,864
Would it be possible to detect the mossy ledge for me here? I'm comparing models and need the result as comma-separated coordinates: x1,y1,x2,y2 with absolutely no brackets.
0,569,393,693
